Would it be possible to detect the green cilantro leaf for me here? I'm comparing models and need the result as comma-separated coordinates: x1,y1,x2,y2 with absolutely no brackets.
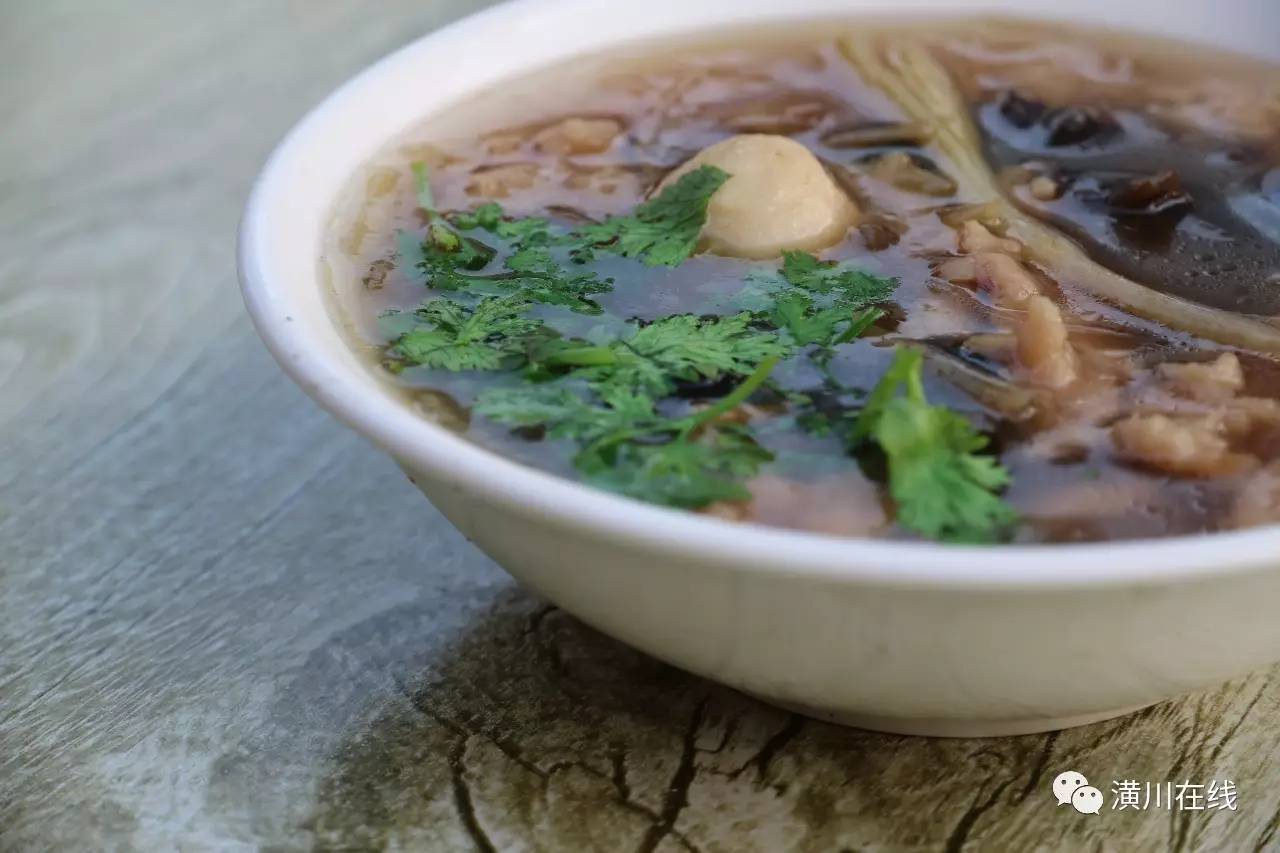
495,215,561,245
779,251,898,304
572,356,779,507
589,312,785,396
407,165,731,310
452,202,564,250
626,312,780,374
495,243,613,313
405,184,611,313
768,293,886,348
385,296,542,372
577,426,769,507
473,384,589,431
406,163,493,272
745,251,899,308
854,347,1017,543
737,252,896,348
449,167,730,268
475,383,655,443
479,355,780,508
769,292,836,346
395,229,491,293
574,165,730,266
451,201,504,231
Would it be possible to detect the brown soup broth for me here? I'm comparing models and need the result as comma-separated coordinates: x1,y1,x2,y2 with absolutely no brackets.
326,18,1280,543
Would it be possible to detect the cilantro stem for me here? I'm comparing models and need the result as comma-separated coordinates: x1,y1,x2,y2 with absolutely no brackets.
411,162,479,258
832,307,885,345
575,356,780,463
411,162,438,217
678,355,780,437
542,345,619,367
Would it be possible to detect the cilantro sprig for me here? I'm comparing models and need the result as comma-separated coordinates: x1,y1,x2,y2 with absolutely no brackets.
383,296,543,372
578,312,786,397
409,163,494,272
572,165,730,266
481,357,780,507
446,164,728,267
776,250,900,302
400,164,728,306
740,250,897,349
472,314,786,505
853,348,1017,543
768,293,885,348
397,165,729,311
399,166,611,313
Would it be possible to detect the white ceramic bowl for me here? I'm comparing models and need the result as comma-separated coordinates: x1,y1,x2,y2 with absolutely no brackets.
239,0,1280,736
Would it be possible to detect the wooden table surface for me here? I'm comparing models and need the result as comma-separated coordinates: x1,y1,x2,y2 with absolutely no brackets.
3,2,1280,850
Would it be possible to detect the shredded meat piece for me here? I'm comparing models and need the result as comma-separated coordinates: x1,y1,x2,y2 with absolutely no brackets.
745,474,888,537
1111,413,1253,478
564,164,650,196
1156,353,1245,403
533,117,623,155
937,200,1006,231
1029,175,1060,201
1219,398,1280,465
868,150,957,196
1231,462,1280,529
702,501,751,522
974,252,1039,307
1016,295,1078,388
483,131,525,155
466,163,541,198
1020,475,1159,522
939,32,1136,107
1151,78,1280,142
958,220,1021,255
1223,397,1280,434
936,255,977,284
709,92,837,135
964,332,1016,363
691,402,771,429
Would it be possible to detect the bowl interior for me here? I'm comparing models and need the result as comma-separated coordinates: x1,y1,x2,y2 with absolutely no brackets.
238,0,1280,588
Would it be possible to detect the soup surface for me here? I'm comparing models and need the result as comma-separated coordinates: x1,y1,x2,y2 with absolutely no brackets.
327,18,1280,544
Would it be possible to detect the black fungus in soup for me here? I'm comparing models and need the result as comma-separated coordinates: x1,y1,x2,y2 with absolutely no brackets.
326,18,1280,544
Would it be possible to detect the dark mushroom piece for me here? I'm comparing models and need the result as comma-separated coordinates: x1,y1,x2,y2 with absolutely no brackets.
838,33,1280,353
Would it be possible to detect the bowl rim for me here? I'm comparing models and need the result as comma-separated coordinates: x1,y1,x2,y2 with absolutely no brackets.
238,0,1280,591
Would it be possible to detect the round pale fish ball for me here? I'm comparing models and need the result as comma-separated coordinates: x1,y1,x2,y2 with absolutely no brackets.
659,134,859,260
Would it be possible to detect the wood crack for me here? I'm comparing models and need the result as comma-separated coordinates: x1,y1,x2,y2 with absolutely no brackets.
393,675,698,851
392,674,547,780
943,776,1014,853
449,736,498,853
1255,797,1280,851
611,747,632,803
1015,730,1059,803
729,713,804,785
1170,681,1267,853
1206,679,1268,768
636,698,707,853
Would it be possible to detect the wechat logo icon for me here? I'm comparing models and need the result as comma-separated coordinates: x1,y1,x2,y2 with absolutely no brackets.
1053,770,1103,815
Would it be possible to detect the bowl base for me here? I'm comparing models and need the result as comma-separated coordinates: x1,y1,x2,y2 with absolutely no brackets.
755,696,1157,738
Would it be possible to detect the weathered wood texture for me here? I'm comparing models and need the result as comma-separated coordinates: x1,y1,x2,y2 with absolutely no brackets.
2,2,1279,850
